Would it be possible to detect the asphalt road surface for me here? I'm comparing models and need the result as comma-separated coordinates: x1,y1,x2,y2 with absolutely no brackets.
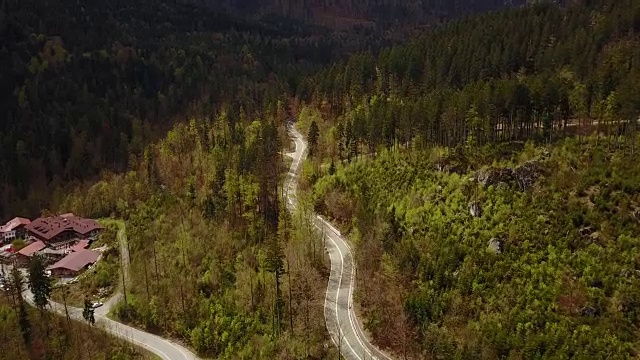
285,123,393,360
41,297,198,360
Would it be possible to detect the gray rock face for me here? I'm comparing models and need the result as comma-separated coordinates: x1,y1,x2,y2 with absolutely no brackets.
579,226,594,237
487,238,503,254
514,161,543,191
469,202,482,217
476,167,515,187
475,161,543,191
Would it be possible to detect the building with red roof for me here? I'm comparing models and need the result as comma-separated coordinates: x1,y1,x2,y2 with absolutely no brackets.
25,214,104,249
17,240,46,257
70,239,90,253
0,217,31,243
4,214,104,269
15,240,46,266
47,249,100,277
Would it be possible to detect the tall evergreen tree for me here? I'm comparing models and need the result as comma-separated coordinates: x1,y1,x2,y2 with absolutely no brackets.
9,268,31,346
329,160,336,175
308,120,319,157
27,254,51,311
265,232,285,335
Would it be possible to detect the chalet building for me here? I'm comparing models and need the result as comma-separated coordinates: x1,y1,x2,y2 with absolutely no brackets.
0,217,31,243
25,213,104,249
15,240,46,266
5,213,104,271
47,249,100,277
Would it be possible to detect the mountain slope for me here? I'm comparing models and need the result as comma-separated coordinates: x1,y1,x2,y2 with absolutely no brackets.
311,135,640,358
205,0,540,26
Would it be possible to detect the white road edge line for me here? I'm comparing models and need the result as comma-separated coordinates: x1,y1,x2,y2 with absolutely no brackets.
285,126,356,358
94,311,178,360
318,216,378,360
289,124,390,360
106,323,172,360
314,222,362,360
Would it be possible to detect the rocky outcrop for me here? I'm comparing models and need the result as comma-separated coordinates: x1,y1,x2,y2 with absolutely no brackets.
487,238,503,254
514,161,543,191
469,201,482,217
476,167,515,187
578,226,601,245
579,226,595,237
475,160,544,191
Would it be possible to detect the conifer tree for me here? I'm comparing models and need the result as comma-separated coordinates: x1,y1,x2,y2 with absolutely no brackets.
308,120,319,157
9,268,31,346
266,206,287,335
27,254,51,311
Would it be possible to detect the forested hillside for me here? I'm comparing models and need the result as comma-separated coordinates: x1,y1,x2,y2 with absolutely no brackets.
294,0,640,358
312,135,640,358
203,0,541,27
4,0,640,358
57,115,332,358
0,294,152,359
0,0,382,220
299,0,640,158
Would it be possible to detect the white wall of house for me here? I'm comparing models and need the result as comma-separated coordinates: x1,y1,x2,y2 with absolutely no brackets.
1,231,16,242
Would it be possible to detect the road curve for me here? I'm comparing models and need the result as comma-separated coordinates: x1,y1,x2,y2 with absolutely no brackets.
284,123,393,360
24,220,199,360
95,219,127,317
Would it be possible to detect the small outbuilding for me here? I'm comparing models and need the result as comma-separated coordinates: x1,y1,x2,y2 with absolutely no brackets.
47,249,100,277
15,240,46,266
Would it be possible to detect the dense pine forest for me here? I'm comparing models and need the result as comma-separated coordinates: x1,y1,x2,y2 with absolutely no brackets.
203,0,558,27
2,0,640,358
297,0,640,358
0,0,393,220
300,0,640,156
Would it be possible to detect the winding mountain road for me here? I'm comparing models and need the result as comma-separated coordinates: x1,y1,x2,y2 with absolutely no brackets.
24,220,199,360
20,121,391,360
284,123,393,360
